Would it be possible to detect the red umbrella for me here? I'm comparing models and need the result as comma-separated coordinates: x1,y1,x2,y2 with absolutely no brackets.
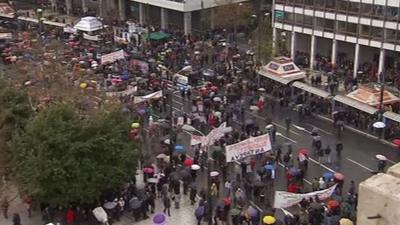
334,172,345,181
299,148,308,156
143,167,154,174
393,139,400,146
327,200,339,209
211,86,218,92
184,158,194,167
223,197,232,206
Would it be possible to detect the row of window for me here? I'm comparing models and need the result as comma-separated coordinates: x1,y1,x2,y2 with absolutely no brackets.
276,0,400,22
276,11,400,44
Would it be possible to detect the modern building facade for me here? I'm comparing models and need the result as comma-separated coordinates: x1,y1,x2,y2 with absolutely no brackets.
272,0,400,78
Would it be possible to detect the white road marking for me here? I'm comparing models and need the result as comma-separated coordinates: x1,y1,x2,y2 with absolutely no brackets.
308,157,336,173
306,123,333,135
172,99,184,105
276,132,297,143
247,111,301,136
292,124,312,134
280,208,294,217
303,178,312,185
346,157,374,172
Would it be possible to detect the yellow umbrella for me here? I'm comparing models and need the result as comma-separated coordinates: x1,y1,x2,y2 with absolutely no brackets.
339,218,354,225
131,122,140,129
79,82,87,89
263,215,276,225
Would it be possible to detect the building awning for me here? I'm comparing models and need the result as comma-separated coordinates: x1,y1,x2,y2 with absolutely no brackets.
18,16,39,23
258,69,305,85
43,20,65,27
292,81,331,98
334,95,378,115
383,111,400,123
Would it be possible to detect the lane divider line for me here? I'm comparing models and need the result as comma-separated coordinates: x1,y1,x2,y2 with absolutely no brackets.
346,157,374,172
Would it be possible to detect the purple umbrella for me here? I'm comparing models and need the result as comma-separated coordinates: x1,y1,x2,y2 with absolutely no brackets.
153,213,167,225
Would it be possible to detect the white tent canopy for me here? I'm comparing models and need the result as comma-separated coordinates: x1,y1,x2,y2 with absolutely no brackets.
74,17,103,32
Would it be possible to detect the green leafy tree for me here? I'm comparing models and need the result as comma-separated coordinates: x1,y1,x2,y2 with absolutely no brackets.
252,14,273,65
13,103,138,206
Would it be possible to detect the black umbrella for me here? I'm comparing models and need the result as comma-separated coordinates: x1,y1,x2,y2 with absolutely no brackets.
129,197,142,209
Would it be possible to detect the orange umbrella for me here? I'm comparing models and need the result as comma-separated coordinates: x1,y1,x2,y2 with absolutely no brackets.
327,200,339,209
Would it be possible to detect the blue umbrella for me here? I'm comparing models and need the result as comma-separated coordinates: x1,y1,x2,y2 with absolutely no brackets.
323,172,334,181
264,164,275,171
175,145,185,153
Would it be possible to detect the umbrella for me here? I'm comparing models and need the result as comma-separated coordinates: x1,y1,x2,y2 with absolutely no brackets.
230,208,241,216
211,86,218,91
156,153,167,159
263,216,276,224
214,111,222,117
288,167,299,176
264,164,275,171
175,145,185,153
376,154,387,161
392,139,400,146
223,197,232,206
179,169,191,178
103,201,117,209
250,105,259,111
246,206,258,217
213,97,222,102
131,122,140,129
258,88,266,92
191,164,200,170
143,167,154,174
149,31,170,41
153,213,167,225
147,178,159,183
334,172,344,181
265,124,274,129
323,172,334,180
373,121,385,129
245,119,254,125
129,197,142,209
169,171,181,181
163,139,170,144
299,148,308,155
210,171,219,177
327,200,339,209
184,158,194,167
339,218,354,225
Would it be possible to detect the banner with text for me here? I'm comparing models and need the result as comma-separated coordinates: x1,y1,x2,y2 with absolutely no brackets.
273,184,337,209
191,134,205,146
204,122,226,147
101,50,125,65
225,134,271,162
133,90,163,104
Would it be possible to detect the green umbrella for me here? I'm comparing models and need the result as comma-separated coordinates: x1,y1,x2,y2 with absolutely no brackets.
230,208,241,216
149,32,170,41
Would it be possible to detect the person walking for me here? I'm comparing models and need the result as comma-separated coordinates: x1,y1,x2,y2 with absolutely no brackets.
162,194,171,216
190,182,197,205
324,145,331,164
335,142,343,158
195,202,205,225
378,159,387,172
285,117,292,135
12,213,21,225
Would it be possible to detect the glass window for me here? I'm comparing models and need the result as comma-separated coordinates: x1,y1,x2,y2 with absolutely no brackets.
295,14,304,24
295,0,304,7
315,0,325,9
276,0,286,4
337,0,348,12
386,6,399,22
315,18,324,30
372,5,385,19
371,27,383,40
360,24,370,37
337,21,346,34
324,19,334,31
304,0,313,8
304,15,313,27
346,23,357,35
284,12,294,24
348,2,360,14
326,0,335,11
285,0,295,6
385,29,396,43
360,3,372,16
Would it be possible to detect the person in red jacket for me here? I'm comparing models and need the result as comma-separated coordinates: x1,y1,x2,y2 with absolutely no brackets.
66,208,75,225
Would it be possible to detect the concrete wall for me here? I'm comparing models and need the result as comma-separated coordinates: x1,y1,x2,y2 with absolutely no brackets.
357,163,400,225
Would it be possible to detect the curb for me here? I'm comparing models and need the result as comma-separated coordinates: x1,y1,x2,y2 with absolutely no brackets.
314,114,397,148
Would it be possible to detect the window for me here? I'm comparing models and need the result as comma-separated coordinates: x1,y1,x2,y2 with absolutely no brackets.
371,27,383,40
284,12,294,24
324,19,334,31
315,18,324,31
348,2,360,14
304,0,313,8
372,5,385,19
295,14,304,25
304,15,313,27
315,0,325,9
337,0,348,12
337,21,346,34
360,3,372,16
385,29,396,43
386,6,399,22
346,23,357,35
326,0,335,11
295,0,304,7
360,25,370,37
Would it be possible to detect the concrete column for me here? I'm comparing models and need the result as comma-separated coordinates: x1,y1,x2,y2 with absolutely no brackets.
118,0,126,21
290,31,296,60
210,8,215,30
353,43,360,78
184,12,192,35
310,35,316,69
98,0,104,17
82,0,87,14
272,27,277,54
378,48,386,76
331,39,338,66
50,0,57,12
161,8,168,30
139,3,145,25
66,0,72,15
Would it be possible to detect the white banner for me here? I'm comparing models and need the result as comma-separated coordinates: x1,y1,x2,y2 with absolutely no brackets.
106,86,137,97
273,184,338,209
101,50,125,65
133,90,163,104
225,134,272,162
63,27,77,33
0,33,12,39
83,33,101,41
204,122,226,147
191,134,205,146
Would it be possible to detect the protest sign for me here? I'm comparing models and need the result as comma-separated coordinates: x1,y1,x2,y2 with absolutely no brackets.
190,134,205,146
273,184,337,208
101,50,125,65
204,122,226,147
225,134,272,162
133,90,163,104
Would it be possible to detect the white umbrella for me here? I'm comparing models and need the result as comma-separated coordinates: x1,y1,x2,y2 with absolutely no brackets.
213,97,222,102
163,139,170,144
373,121,386,129
250,105,259,111
191,164,201,170
265,124,274,129
156,153,167,159
376,154,387,161
258,88,266,92
214,111,222,117
103,201,117,209
210,171,219,177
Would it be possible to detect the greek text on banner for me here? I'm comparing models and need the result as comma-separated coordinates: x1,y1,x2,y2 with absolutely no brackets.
225,134,272,162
